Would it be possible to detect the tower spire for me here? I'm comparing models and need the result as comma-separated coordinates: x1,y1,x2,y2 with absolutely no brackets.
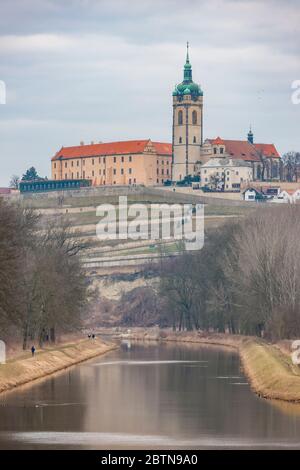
186,41,189,63
183,41,192,82
248,125,254,144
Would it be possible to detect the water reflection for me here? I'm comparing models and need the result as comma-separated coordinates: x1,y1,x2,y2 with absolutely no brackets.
1,342,300,449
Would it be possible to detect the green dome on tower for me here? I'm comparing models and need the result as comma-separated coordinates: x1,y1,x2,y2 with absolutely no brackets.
172,42,203,98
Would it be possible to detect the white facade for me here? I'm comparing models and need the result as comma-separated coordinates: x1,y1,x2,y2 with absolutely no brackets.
200,158,253,191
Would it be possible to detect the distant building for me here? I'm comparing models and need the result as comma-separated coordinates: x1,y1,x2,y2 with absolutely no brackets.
51,139,172,187
19,179,91,193
199,157,253,191
200,136,281,181
171,44,281,183
243,187,265,202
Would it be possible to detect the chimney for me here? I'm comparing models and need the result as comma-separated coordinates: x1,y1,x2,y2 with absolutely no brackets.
80,141,84,146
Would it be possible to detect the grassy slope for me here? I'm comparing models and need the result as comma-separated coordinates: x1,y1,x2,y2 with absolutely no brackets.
0,338,116,394
240,340,300,402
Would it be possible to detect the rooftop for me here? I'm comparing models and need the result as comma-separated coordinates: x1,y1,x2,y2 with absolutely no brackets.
52,139,172,161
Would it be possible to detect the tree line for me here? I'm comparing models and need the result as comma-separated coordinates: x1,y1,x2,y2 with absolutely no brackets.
159,205,300,341
0,199,90,349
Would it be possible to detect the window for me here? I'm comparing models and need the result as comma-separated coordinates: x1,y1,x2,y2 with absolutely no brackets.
121,168,124,175
83,171,85,178
162,169,164,175
121,156,124,162
103,157,106,163
129,168,132,174
157,179,159,183
71,173,74,179
77,172,79,178
133,178,136,183
77,161,79,167
192,110,197,125
179,137,182,144
214,148,217,155
220,148,224,154
129,178,132,185
64,162,67,168
167,169,169,175
92,159,94,165
113,157,116,163
54,174,56,179
54,163,56,169
65,173,67,179
99,169,101,175
113,169,116,175
178,110,183,125
113,181,116,185
129,156,132,162
236,171,239,175
103,169,106,175
71,161,74,167
92,170,94,177
99,157,101,164
193,136,196,143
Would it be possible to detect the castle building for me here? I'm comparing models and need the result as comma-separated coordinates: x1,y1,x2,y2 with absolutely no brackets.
51,139,172,186
50,44,281,188
172,43,204,181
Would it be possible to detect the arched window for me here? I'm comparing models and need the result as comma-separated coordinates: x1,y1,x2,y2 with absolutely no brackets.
178,110,183,125
193,136,196,143
179,137,182,144
192,110,197,125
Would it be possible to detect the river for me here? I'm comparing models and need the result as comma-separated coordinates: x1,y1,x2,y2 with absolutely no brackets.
1,341,300,449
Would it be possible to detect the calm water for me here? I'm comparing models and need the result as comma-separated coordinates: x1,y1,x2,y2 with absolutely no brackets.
1,341,300,449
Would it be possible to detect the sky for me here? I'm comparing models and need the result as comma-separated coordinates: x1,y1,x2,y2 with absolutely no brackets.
0,0,299,186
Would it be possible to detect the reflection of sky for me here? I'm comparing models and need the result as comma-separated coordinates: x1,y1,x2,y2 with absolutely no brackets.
2,343,300,448
0,0,299,185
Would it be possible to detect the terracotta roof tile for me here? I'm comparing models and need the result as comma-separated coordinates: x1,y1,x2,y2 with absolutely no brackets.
208,139,280,162
52,139,172,161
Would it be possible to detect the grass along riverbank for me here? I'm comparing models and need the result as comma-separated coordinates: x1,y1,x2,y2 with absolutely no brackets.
99,328,300,403
0,338,116,394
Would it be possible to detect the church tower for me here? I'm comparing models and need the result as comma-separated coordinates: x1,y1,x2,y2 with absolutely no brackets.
172,43,203,181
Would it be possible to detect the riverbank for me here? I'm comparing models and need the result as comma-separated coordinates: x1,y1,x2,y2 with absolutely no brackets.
99,328,300,403
0,338,116,394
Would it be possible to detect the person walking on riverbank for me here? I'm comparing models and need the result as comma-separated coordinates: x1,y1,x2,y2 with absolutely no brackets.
31,346,36,357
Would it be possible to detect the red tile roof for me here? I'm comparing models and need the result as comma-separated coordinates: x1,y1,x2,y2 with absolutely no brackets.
0,188,11,195
52,139,172,161
253,143,280,158
208,139,280,162
212,136,224,145
152,142,172,156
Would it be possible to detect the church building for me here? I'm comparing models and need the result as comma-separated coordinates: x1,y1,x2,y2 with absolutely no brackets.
171,44,281,182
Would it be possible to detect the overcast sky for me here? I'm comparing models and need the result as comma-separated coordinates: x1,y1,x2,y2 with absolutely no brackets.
0,0,299,185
